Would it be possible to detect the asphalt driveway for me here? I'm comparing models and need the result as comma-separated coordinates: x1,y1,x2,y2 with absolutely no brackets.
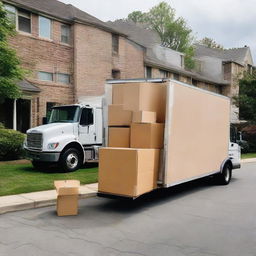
0,162,256,256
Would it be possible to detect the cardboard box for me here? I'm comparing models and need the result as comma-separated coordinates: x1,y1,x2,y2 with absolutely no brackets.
112,84,124,105
130,123,164,149
98,148,160,197
132,111,156,123
108,104,132,126
123,83,167,122
54,180,80,216
108,127,130,148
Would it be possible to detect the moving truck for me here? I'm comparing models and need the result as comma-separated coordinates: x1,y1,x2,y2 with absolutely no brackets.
98,79,241,199
24,79,240,179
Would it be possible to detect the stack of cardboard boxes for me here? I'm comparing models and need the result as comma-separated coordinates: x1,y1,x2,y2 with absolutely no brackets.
99,82,167,197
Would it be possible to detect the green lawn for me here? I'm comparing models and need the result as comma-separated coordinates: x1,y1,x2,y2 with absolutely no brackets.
0,163,98,197
241,153,256,159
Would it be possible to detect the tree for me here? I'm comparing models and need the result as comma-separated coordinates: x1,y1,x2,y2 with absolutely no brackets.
127,2,195,68
234,72,256,123
0,3,24,103
198,37,224,49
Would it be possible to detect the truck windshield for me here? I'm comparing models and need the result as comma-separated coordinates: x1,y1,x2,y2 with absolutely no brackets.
48,106,80,123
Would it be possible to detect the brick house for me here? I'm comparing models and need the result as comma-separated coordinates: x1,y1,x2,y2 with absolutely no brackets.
0,0,145,132
0,1,254,132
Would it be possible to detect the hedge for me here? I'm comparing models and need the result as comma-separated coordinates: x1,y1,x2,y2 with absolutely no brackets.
0,127,25,161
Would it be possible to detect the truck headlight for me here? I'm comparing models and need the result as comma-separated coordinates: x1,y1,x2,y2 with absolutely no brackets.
48,143,59,150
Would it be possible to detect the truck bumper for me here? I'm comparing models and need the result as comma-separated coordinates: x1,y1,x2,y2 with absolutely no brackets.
25,149,60,162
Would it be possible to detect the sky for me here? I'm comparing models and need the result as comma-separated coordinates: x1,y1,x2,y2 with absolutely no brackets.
60,0,256,62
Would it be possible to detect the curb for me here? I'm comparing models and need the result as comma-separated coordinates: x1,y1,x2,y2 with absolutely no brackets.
241,158,256,163
0,183,98,215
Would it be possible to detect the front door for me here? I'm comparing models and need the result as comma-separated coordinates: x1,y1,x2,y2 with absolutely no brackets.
79,107,96,145
17,99,31,133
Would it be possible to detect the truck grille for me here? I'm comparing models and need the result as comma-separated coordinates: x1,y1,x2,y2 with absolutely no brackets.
27,133,43,150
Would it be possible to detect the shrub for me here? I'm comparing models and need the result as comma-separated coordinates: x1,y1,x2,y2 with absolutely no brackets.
0,128,25,160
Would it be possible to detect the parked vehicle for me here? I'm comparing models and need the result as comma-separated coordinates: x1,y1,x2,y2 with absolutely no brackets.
24,79,241,176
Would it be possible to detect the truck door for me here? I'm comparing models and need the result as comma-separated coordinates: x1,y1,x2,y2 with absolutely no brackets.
229,125,241,168
79,107,96,145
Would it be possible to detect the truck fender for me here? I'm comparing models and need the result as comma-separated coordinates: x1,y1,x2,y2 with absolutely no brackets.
61,141,85,164
220,158,233,173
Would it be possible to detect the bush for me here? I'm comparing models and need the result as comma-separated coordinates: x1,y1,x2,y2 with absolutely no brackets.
0,128,25,161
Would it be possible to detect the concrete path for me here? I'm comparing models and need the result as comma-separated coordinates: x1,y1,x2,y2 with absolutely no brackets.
0,183,98,215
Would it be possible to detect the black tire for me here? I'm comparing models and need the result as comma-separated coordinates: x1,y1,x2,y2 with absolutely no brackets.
32,160,49,171
59,148,82,172
216,164,232,185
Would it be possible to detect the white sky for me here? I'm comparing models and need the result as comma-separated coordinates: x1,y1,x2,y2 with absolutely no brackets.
60,0,256,62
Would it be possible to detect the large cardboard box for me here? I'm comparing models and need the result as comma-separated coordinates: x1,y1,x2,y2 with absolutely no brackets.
130,123,164,149
123,83,167,122
108,127,130,148
132,111,156,123
98,148,160,197
108,104,132,126
112,84,124,105
54,180,80,216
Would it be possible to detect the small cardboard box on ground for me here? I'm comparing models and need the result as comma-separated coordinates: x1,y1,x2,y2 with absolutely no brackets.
122,83,167,122
108,127,130,148
130,123,164,149
54,180,80,216
132,111,156,123
108,104,132,126
98,148,160,197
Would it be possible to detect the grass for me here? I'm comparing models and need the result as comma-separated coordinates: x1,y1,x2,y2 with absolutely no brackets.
0,163,98,197
241,153,256,159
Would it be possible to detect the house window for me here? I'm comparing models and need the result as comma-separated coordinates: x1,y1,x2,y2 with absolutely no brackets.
57,73,70,84
38,71,53,81
173,73,180,81
145,66,152,78
112,34,119,55
39,16,51,39
112,70,121,79
18,9,31,33
61,24,71,44
159,69,169,78
4,4,16,25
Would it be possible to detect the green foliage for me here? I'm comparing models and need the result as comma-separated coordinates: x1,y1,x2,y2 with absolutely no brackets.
198,37,224,49
234,72,256,123
0,127,25,160
0,3,24,101
127,11,146,23
126,2,194,69
184,46,195,70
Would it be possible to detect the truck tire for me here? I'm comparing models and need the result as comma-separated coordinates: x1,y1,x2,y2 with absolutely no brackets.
59,148,82,172
217,164,232,185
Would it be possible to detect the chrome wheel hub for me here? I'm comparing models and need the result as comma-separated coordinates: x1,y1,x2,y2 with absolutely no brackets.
66,153,78,169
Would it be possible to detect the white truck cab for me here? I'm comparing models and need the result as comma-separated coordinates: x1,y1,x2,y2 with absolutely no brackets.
24,97,103,172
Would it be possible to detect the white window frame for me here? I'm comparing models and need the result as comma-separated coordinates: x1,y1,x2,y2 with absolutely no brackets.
39,16,52,39
3,4,32,35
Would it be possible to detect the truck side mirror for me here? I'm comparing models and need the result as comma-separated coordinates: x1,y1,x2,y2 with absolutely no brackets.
42,117,48,125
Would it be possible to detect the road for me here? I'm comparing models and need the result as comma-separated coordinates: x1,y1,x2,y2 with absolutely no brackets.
1,163,256,256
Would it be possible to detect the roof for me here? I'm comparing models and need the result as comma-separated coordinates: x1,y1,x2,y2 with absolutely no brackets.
17,80,41,93
108,20,160,48
195,44,250,65
5,0,124,35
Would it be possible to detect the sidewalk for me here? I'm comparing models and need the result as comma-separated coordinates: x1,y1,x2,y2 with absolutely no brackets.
241,158,256,163
0,183,98,215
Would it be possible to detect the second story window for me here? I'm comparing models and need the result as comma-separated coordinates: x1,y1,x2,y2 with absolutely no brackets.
173,73,180,81
61,24,71,44
145,66,152,78
4,4,16,25
38,71,53,81
18,9,31,33
159,69,169,78
112,34,119,55
39,16,51,39
57,73,70,84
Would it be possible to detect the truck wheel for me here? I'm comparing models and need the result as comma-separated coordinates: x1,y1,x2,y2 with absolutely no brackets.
217,164,232,185
32,161,49,171
60,148,82,172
